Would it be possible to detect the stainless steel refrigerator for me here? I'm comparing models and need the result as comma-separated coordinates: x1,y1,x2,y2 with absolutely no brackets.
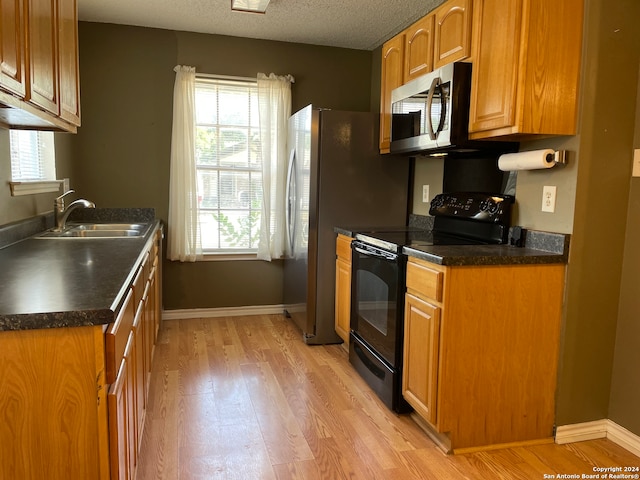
283,104,410,345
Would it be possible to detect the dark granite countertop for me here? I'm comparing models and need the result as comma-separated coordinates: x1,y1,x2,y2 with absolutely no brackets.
0,209,160,332
336,215,569,267
404,227,569,266
403,243,566,266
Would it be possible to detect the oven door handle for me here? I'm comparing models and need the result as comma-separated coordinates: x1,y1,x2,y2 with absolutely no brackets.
353,242,398,261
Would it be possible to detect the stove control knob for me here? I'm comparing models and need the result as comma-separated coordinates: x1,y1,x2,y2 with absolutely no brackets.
481,199,500,215
431,196,446,209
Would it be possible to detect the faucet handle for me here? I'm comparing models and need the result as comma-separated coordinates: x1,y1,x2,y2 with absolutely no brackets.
55,189,75,210
56,189,75,202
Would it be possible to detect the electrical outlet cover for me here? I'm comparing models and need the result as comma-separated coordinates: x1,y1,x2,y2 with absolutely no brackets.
542,185,557,213
633,149,640,177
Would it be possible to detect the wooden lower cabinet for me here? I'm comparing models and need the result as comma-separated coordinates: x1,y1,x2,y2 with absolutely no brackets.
108,333,134,480
334,234,353,345
403,292,440,426
0,325,110,479
403,257,565,452
0,227,162,479
107,235,160,480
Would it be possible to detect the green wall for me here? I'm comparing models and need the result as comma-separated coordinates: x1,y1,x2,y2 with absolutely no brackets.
609,69,640,435
556,0,639,430
70,22,373,311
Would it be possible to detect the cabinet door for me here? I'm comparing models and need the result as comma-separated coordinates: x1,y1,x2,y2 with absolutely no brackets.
133,304,146,450
151,239,161,343
467,0,522,134
126,331,138,477
433,0,472,69
404,14,434,82
26,0,59,114
144,278,154,394
57,0,80,125
403,293,441,427
108,350,131,480
335,257,351,344
379,34,404,153
0,0,27,96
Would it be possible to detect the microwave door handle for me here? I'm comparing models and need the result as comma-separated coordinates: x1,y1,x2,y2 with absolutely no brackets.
425,76,441,141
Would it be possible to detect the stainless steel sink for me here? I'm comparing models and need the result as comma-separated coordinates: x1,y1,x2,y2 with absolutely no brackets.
38,223,151,239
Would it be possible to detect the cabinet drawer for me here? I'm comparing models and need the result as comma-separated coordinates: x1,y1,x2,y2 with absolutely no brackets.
336,234,352,262
105,288,135,384
406,260,444,302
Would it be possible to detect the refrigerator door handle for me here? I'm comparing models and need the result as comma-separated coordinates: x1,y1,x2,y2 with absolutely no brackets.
285,149,297,256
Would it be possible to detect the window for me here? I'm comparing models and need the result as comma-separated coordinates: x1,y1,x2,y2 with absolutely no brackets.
8,130,60,196
10,130,56,181
195,77,262,254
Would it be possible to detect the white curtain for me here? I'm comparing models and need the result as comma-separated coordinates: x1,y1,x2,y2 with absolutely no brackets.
256,73,294,261
167,65,202,262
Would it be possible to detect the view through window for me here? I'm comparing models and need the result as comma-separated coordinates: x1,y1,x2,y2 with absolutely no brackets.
9,130,56,181
195,77,262,253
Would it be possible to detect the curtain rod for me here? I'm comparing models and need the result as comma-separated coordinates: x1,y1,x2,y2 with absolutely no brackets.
195,73,255,82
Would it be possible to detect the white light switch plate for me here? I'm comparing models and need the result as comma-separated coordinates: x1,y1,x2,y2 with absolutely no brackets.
633,149,640,177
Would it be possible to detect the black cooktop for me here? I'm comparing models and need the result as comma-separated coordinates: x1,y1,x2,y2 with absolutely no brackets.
352,192,515,253
354,228,483,253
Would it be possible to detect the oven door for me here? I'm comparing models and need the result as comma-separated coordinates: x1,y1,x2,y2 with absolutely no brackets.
350,240,406,368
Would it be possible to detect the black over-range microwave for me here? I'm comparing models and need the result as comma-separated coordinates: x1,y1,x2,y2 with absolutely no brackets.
390,62,517,157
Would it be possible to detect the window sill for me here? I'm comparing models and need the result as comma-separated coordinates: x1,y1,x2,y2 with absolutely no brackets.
9,180,63,196
200,252,260,261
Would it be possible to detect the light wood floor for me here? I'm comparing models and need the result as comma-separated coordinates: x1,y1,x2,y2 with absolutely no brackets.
137,315,639,479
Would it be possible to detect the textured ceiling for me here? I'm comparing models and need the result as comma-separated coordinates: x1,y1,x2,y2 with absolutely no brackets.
77,0,446,51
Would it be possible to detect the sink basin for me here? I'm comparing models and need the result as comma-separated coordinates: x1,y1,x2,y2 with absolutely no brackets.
71,223,147,231
38,223,151,239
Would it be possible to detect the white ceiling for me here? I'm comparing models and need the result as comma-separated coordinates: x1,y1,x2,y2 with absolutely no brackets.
77,0,446,51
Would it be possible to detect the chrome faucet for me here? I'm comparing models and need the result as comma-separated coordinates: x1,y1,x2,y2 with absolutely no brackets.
54,190,96,231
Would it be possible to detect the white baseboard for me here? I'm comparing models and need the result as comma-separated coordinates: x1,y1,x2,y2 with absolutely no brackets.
556,419,640,457
161,304,285,320
607,420,640,458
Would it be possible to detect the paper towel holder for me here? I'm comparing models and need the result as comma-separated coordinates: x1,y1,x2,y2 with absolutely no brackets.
550,150,567,166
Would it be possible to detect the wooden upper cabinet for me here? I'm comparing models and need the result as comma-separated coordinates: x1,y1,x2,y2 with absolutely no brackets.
58,0,80,125
0,0,80,131
468,0,583,139
468,0,521,136
433,0,472,69
27,0,59,115
0,0,27,96
403,14,435,83
379,34,405,153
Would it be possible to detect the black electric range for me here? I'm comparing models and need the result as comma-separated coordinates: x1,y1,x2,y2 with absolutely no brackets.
348,192,514,413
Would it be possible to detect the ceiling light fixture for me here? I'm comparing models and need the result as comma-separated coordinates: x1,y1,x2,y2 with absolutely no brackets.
231,0,270,13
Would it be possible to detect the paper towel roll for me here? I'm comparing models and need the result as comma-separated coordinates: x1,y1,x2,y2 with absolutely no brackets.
498,149,556,171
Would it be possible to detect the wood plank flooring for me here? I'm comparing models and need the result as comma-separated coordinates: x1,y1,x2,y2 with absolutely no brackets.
137,315,640,479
